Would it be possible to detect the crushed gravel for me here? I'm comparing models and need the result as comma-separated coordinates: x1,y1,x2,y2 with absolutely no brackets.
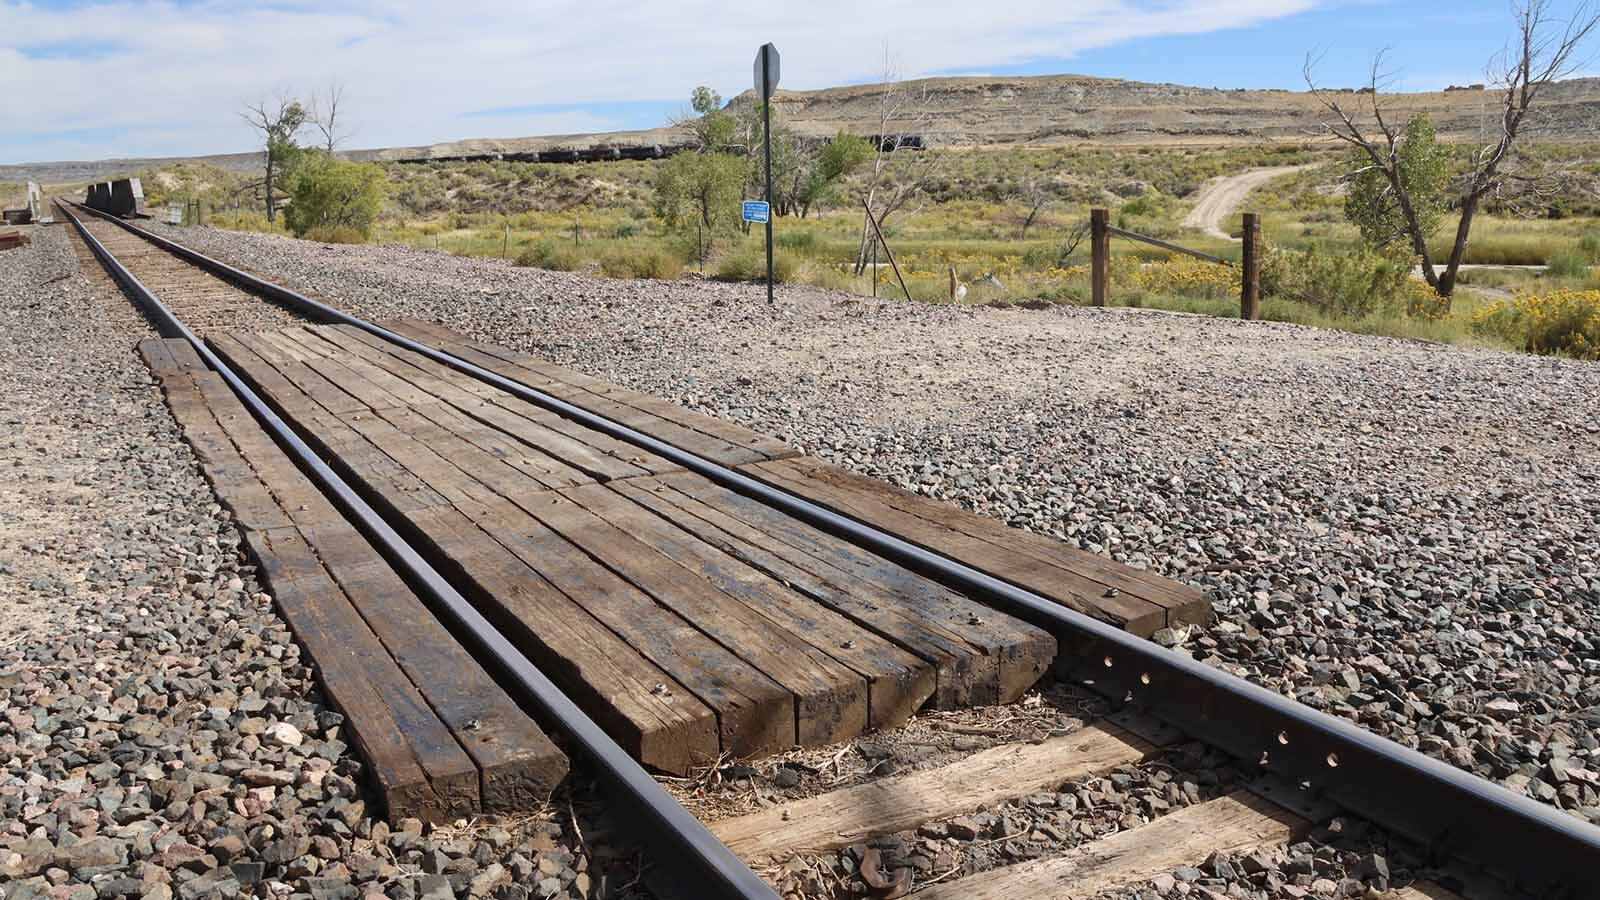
0,225,618,900
146,223,1600,837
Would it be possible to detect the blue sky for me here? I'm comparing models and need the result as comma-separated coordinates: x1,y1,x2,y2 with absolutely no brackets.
2,0,1591,165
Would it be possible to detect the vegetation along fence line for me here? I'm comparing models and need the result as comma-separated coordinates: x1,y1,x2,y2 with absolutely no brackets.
1090,206,1261,320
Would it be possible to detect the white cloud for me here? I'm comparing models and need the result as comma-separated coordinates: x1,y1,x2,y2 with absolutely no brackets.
1,0,1319,163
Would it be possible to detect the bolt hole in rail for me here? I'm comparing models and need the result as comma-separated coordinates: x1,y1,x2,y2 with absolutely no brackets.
60,191,1600,898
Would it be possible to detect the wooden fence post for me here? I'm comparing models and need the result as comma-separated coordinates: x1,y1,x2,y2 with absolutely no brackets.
1240,212,1260,320
1090,208,1109,307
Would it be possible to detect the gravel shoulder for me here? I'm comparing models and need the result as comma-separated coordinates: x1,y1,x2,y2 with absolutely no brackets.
146,223,1600,832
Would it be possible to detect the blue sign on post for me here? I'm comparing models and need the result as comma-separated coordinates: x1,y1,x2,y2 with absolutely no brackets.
742,200,770,224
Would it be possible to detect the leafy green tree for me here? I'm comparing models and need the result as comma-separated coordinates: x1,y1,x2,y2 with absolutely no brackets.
284,152,385,239
652,151,747,258
679,86,738,153
1343,114,1447,250
793,133,872,217
242,96,308,222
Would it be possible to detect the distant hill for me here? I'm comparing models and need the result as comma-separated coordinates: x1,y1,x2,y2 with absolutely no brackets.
7,72,1598,184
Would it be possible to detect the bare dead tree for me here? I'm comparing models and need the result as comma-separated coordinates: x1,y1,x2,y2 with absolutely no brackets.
1014,175,1051,239
1306,0,1598,306
854,55,947,275
240,94,307,222
311,81,350,153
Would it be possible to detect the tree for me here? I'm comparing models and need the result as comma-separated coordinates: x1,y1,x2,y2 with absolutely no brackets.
311,81,350,153
283,152,385,239
653,151,747,258
1012,174,1052,240
241,95,308,222
1344,114,1448,249
853,57,946,275
675,86,739,153
1306,0,1598,305
794,133,873,217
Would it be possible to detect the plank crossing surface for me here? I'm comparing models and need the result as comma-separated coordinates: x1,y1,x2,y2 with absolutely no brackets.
738,455,1210,636
139,338,568,821
209,323,1058,772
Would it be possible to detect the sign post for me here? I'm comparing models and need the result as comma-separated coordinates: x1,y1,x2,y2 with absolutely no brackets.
753,42,779,303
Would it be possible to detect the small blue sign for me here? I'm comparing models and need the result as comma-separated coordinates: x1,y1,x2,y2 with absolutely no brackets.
742,200,770,224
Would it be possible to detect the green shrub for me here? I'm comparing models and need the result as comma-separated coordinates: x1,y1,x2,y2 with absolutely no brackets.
1262,242,1423,318
514,240,583,271
715,246,797,282
1579,233,1600,263
775,230,817,252
1546,252,1592,280
284,154,385,239
599,243,683,280
1471,289,1600,359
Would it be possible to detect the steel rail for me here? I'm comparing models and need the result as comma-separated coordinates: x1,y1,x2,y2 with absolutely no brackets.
59,202,780,900
81,205,1600,896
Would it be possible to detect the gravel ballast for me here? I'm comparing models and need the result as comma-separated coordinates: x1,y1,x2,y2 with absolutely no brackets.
147,224,1600,832
0,226,607,900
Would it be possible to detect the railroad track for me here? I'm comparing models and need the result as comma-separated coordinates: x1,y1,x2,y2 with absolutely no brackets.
56,199,1600,900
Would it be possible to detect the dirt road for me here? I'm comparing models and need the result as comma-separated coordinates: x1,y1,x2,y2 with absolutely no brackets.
1182,165,1313,239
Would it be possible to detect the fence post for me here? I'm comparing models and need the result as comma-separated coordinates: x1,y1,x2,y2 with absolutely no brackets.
1241,212,1261,321
1090,208,1110,307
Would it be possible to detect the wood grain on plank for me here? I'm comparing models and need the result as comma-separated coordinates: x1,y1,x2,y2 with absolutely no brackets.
661,471,1056,704
711,725,1152,860
462,495,794,758
579,482,935,732
244,526,477,822
404,503,719,773
745,456,1198,635
913,790,1306,900
302,522,569,808
536,483,871,747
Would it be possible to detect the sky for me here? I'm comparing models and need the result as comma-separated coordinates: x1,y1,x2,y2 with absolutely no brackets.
1,0,1592,164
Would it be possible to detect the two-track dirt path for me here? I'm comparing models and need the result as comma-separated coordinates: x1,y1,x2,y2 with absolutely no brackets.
1182,165,1314,239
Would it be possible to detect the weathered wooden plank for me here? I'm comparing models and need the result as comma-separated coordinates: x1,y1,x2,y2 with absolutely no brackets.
244,526,477,822
381,317,795,463
533,484,869,747
746,457,1172,635
371,405,559,500
404,503,719,773
230,331,368,416
335,409,507,508
269,328,415,411
912,790,1306,900
575,482,935,732
615,478,1002,709
661,472,1056,704
763,456,1205,624
137,338,180,375
462,495,794,757
408,402,590,491
208,334,321,417
303,522,569,808
189,373,346,529
711,725,1153,860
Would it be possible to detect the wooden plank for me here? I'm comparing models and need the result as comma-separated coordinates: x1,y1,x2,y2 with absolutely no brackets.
208,333,321,417
244,526,478,822
771,459,1206,625
913,790,1307,900
148,369,294,533
189,373,347,529
269,328,416,411
336,409,506,508
570,483,934,732
403,504,718,773
533,484,869,747
373,404,562,500
380,318,795,463
711,725,1152,860
407,402,590,491
462,496,793,758
229,331,368,416
137,338,181,375
312,325,670,482
746,457,1175,635
659,472,1056,704
616,478,1006,710
302,522,569,808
